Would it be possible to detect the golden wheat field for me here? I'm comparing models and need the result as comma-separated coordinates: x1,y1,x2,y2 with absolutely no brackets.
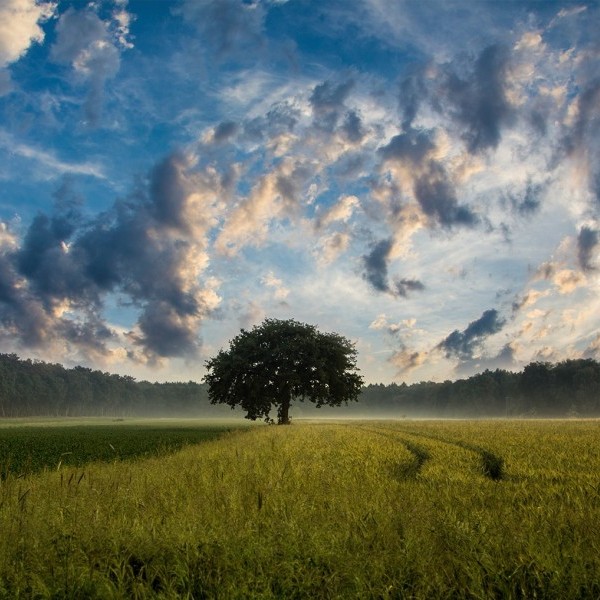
1,419,599,598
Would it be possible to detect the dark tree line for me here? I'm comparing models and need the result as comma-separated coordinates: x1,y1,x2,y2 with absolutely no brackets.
0,354,229,418
0,353,598,418
355,359,600,418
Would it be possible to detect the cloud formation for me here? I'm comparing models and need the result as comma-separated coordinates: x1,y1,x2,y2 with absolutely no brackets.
1,1,599,383
0,153,221,364
378,129,478,228
0,0,55,67
441,44,514,154
438,309,505,361
50,3,132,125
577,226,599,272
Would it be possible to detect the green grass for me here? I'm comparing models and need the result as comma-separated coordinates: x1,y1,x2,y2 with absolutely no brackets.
0,418,245,478
1,419,600,598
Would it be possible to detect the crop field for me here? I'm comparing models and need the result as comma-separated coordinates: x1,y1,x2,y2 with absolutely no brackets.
0,419,245,479
1,420,599,598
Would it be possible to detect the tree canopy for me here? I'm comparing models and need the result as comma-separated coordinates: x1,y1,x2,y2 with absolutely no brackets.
203,318,364,424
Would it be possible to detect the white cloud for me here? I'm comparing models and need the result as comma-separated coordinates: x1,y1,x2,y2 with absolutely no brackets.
317,194,359,228
0,0,55,68
0,129,105,179
261,271,290,301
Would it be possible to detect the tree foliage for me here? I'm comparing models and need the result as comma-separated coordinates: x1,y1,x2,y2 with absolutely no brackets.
203,318,364,423
0,353,224,418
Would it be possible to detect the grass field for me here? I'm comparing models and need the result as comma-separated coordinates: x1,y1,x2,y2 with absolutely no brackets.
0,418,246,479
1,419,599,598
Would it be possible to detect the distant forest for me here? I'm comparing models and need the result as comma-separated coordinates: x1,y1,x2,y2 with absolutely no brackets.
0,353,599,418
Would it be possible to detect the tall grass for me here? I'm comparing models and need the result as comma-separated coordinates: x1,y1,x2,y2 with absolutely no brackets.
0,420,599,598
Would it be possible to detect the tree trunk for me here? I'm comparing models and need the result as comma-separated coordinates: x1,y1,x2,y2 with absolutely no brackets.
278,394,291,425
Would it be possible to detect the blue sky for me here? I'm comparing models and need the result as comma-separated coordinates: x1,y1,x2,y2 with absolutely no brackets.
0,0,599,384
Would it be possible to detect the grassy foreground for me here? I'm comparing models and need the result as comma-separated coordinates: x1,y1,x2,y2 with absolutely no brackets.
1,420,599,598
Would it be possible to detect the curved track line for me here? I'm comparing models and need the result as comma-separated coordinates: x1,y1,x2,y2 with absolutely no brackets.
387,427,505,481
350,425,431,480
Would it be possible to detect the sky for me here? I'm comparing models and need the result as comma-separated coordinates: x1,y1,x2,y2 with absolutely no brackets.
0,0,599,385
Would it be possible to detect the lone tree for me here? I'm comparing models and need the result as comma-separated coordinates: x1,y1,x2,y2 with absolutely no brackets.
203,318,363,424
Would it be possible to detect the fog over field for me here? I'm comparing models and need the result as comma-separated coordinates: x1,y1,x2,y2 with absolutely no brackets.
0,1,598,385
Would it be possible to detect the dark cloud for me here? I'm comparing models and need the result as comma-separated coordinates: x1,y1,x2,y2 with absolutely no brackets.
310,79,355,132
398,69,428,130
454,342,517,376
213,120,239,144
442,44,513,153
149,154,193,232
379,129,477,228
134,302,199,359
15,213,97,310
505,180,544,216
378,129,433,165
362,238,425,298
438,309,505,360
341,110,366,143
243,101,299,142
577,226,599,271
0,152,217,362
310,79,354,113
413,162,477,227
362,238,393,293
394,278,425,297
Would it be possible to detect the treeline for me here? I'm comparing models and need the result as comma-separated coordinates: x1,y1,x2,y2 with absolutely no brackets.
355,359,600,418
0,353,599,418
0,354,230,418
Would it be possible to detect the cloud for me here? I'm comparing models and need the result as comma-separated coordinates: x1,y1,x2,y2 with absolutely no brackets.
398,68,429,130
211,120,239,144
577,226,599,271
316,194,359,229
395,278,425,297
512,288,549,313
0,130,106,179
378,128,478,228
553,269,585,294
0,0,55,67
314,231,350,265
390,347,427,374
534,258,587,294
0,152,221,364
310,79,355,132
441,44,514,153
215,156,313,255
362,238,393,294
438,309,505,361
261,271,290,301
0,0,55,97
51,4,132,126
362,237,425,298
504,180,545,216
369,314,416,336
178,0,266,58
454,341,518,376
560,76,600,210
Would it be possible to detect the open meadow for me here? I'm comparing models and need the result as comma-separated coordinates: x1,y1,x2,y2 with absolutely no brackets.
1,419,599,598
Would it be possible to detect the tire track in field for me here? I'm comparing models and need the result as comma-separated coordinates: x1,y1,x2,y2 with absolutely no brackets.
384,426,505,481
348,425,431,480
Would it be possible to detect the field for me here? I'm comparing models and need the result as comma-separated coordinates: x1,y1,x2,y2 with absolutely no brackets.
1,419,599,598
0,418,245,479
